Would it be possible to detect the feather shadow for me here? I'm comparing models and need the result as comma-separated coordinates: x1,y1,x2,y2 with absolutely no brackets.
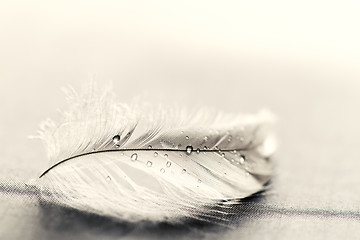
37,189,269,239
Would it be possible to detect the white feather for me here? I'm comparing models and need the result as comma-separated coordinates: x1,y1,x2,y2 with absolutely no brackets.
34,83,277,223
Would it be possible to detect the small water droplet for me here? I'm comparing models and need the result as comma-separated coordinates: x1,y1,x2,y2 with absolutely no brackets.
115,144,120,148
233,150,237,153
246,172,250,176
204,136,208,142
239,155,245,164
120,152,124,156
186,146,193,155
228,137,232,142
215,146,219,150
181,131,184,134
166,161,171,167
198,179,202,183
203,146,208,150
164,154,168,158
112,135,120,143
231,159,235,162
160,168,165,173
154,152,158,157
185,136,189,140
147,161,152,167
196,148,200,154
131,153,138,161
221,152,225,158
181,169,187,174
240,137,245,142
148,145,152,149
106,176,111,181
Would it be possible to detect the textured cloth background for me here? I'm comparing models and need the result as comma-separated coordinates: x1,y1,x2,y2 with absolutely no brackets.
1,1,360,239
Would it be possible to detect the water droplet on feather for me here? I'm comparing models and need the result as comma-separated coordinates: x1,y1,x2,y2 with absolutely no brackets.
112,135,120,143
186,146,193,155
239,155,245,164
131,153,138,161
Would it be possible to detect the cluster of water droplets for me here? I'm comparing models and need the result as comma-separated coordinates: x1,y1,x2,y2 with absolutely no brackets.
107,133,249,182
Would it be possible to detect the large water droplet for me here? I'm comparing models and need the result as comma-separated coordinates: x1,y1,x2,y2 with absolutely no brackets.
106,176,111,181
112,135,120,143
131,153,138,161
186,146,193,155
181,169,187,174
154,152,158,157
166,161,171,167
160,168,165,173
147,161,152,167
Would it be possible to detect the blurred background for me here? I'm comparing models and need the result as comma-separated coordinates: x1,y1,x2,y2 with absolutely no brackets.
1,1,360,239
